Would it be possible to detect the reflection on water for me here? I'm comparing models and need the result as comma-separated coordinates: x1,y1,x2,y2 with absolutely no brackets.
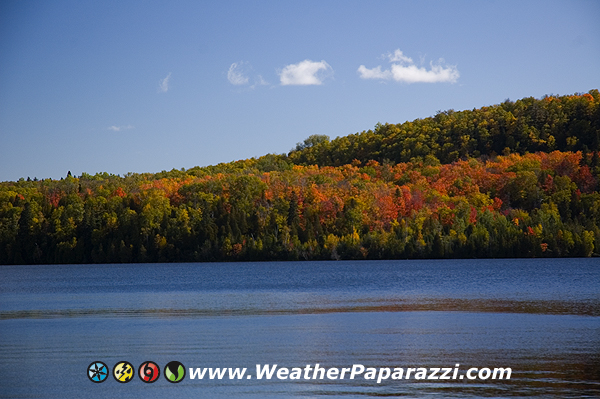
2,296,599,319
0,258,599,398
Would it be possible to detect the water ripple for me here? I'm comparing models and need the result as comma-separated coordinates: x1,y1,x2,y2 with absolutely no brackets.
2,298,599,319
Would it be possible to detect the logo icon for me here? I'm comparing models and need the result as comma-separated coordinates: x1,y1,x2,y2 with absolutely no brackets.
113,361,134,383
164,361,186,383
139,361,160,383
88,361,108,383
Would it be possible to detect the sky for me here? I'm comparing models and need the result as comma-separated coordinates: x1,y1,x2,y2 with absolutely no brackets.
1,0,599,181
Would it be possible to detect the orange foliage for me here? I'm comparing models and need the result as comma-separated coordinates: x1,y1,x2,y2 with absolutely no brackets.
111,187,126,198
46,190,63,208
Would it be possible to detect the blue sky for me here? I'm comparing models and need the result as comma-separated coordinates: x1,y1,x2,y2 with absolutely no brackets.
1,0,599,181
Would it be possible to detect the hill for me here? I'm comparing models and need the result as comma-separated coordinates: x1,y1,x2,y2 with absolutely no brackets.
288,90,600,166
1,91,599,264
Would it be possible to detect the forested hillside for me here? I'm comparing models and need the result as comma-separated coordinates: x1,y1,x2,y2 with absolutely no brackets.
289,90,600,166
1,91,599,264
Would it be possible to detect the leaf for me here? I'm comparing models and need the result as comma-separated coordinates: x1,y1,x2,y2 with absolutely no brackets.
166,367,176,381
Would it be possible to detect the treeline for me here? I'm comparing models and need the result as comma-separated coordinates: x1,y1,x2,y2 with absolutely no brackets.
0,91,599,264
1,151,598,264
289,90,600,166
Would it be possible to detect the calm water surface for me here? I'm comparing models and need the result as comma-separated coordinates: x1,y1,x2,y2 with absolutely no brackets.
1,259,599,398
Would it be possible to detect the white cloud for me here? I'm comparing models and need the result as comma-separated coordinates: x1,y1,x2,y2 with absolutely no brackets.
358,49,459,84
227,62,271,89
228,62,250,85
279,60,333,86
391,63,459,83
357,65,392,80
108,125,134,132
158,72,171,93
387,49,413,64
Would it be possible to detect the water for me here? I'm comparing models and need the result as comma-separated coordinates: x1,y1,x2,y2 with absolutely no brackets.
1,259,599,398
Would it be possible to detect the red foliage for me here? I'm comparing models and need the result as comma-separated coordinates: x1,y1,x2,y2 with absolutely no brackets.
543,174,554,193
46,190,63,208
469,207,477,224
573,165,596,193
111,187,126,198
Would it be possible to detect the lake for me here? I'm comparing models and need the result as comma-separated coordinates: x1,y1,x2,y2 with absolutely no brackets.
1,259,599,398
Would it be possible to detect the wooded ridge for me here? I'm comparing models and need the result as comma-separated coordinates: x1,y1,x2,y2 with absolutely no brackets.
1,90,599,264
